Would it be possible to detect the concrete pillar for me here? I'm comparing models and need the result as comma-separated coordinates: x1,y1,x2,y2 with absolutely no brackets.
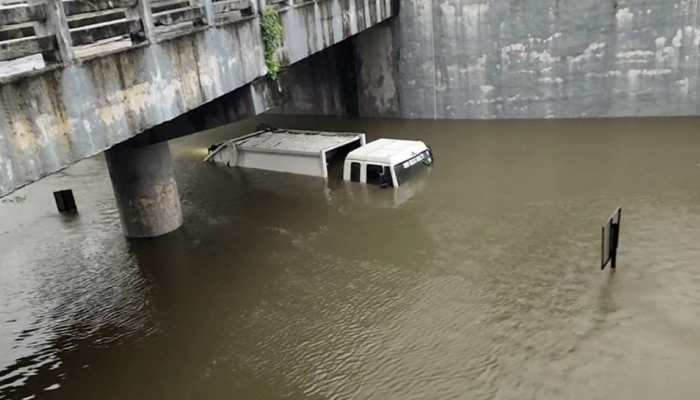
105,141,183,238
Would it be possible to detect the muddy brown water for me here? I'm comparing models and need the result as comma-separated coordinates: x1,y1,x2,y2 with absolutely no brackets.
1,115,700,400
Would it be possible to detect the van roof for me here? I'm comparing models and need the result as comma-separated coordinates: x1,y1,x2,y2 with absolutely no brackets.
237,130,364,155
346,139,428,165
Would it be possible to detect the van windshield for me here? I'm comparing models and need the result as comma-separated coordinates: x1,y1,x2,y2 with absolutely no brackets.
394,150,432,186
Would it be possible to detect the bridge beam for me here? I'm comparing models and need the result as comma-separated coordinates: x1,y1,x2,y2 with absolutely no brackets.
105,140,183,238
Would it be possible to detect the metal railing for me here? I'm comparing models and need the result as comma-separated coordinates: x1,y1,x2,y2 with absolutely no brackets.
0,0,254,67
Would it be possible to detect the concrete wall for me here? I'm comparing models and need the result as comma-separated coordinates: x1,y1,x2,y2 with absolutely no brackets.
355,21,399,117
147,39,361,139
0,19,264,198
0,0,396,198
278,40,359,116
356,0,700,119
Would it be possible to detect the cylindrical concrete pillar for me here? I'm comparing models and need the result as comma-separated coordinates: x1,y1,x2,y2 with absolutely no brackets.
105,141,183,238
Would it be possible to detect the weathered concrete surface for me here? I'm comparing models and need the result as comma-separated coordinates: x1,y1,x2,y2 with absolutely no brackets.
0,18,264,198
140,41,361,143
105,140,182,238
355,21,399,117
280,0,393,65
279,39,359,116
367,0,700,119
136,78,280,144
0,0,396,198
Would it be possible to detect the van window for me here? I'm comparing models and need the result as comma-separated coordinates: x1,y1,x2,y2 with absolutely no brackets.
367,164,392,186
350,162,361,182
394,150,431,185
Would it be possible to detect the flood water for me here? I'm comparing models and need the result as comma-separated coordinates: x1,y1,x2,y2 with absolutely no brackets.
1,115,699,399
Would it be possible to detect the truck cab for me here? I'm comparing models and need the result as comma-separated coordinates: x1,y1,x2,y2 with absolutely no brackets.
343,139,433,187
206,129,433,188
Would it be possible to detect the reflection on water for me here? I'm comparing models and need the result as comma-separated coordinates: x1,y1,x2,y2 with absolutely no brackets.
1,115,700,399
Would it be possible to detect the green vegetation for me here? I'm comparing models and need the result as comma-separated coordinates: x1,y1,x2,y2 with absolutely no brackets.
261,7,284,80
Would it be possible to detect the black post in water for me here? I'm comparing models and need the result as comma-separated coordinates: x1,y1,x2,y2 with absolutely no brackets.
601,207,622,271
610,223,618,270
53,190,77,214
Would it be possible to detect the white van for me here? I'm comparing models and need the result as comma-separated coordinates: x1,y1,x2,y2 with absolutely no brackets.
343,139,433,187
206,128,432,187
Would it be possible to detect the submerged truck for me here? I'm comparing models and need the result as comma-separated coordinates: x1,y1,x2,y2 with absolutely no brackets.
205,127,433,187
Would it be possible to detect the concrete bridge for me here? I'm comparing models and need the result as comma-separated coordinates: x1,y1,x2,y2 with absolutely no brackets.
0,0,395,236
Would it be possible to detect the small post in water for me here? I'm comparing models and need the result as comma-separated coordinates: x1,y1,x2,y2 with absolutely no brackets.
610,219,618,269
601,207,622,271
53,190,77,214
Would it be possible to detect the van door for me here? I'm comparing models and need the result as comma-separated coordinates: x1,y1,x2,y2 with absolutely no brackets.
366,164,393,186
